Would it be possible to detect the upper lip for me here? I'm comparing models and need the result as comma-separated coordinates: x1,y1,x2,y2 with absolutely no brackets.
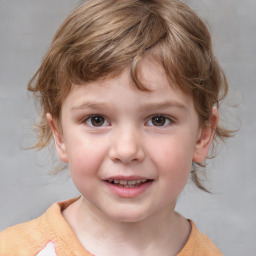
104,175,151,181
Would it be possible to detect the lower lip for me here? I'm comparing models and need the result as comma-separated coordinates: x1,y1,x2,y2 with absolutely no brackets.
104,181,153,198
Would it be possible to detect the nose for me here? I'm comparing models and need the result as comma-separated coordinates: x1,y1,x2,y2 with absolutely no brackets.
109,125,145,164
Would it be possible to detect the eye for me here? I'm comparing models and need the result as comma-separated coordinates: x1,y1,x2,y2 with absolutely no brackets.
85,115,109,127
146,115,172,127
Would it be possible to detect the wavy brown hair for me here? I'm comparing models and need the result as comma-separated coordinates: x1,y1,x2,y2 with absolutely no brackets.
28,0,233,191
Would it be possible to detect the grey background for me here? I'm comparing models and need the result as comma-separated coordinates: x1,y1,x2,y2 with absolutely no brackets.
0,0,255,255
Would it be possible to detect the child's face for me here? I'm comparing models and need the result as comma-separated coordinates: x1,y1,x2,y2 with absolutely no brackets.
49,61,214,222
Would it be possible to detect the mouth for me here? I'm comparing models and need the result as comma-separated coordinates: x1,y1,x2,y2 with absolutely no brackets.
106,179,151,188
104,176,153,198
107,179,150,188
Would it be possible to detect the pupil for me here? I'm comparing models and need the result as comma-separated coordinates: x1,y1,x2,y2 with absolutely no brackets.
152,116,165,126
92,116,104,126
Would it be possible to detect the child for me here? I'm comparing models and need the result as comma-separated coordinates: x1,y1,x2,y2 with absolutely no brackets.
0,0,232,255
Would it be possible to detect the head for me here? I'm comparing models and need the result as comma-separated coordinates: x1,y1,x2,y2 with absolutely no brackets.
28,0,231,191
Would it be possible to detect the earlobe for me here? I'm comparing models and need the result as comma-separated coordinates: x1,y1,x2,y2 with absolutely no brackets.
46,113,68,162
192,107,218,163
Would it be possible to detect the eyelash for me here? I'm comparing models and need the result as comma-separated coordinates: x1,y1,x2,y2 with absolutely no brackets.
84,115,110,127
83,114,173,128
146,115,173,127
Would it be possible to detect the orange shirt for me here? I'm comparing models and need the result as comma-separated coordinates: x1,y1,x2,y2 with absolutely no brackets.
0,198,222,256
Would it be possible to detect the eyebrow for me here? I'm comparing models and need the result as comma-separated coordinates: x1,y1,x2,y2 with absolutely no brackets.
138,101,188,112
71,102,116,111
71,101,188,112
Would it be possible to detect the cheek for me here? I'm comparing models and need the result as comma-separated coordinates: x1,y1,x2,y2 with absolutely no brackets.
67,143,106,197
65,136,107,179
160,152,192,185
149,135,195,182
158,152,192,200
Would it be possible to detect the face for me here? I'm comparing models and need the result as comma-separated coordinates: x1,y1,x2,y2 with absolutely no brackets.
49,61,216,223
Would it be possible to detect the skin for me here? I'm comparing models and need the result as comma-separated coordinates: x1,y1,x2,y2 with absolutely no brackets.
47,61,218,256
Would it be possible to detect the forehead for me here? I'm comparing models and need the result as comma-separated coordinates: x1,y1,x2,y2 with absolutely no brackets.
85,60,180,92
135,60,170,90
62,61,194,112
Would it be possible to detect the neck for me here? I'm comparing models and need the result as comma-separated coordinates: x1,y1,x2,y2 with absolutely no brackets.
63,197,191,256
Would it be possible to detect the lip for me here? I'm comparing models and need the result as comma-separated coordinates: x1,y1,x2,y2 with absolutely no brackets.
103,176,153,198
105,175,150,181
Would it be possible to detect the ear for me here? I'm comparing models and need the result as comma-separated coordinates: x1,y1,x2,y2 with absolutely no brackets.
192,107,218,163
46,113,68,162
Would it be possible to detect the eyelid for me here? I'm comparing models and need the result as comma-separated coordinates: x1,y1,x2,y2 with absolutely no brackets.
145,114,174,127
84,114,110,127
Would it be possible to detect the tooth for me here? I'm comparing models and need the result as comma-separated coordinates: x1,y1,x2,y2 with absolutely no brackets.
114,180,119,184
128,180,137,185
120,180,128,185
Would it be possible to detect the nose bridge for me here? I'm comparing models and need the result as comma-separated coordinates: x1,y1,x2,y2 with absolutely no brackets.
109,123,144,163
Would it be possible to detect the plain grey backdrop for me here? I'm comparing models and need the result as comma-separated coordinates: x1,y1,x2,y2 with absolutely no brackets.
0,0,255,255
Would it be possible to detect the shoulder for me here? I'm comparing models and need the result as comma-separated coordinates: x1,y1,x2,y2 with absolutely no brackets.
0,214,50,256
178,220,223,256
0,198,82,256
0,199,66,256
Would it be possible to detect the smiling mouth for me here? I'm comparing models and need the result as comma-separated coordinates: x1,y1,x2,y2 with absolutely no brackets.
106,179,151,188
